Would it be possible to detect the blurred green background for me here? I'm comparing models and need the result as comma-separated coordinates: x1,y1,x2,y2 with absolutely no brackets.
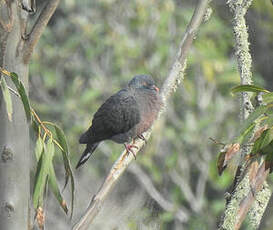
29,1,273,229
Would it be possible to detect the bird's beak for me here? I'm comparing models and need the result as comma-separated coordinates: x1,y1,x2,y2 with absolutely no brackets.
152,85,159,92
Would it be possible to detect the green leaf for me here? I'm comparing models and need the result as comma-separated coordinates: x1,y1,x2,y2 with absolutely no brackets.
252,131,266,154
54,125,69,153
33,139,54,209
252,129,273,156
259,129,273,151
263,92,273,104
35,136,44,160
236,122,256,144
10,72,20,88
10,72,31,122
33,150,44,209
54,125,75,218
234,105,270,144
264,115,273,128
48,161,68,214
1,78,13,121
231,85,270,96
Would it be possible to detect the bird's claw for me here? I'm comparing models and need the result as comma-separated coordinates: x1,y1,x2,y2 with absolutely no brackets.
124,144,138,160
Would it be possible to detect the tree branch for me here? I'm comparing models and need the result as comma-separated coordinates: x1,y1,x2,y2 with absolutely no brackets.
234,161,270,230
219,0,272,229
23,0,60,64
129,164,189,223
72,1,210,229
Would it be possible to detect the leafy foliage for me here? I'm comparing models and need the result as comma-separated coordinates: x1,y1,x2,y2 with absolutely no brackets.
218,84,273,175
25,1,273,229
0,68,74,226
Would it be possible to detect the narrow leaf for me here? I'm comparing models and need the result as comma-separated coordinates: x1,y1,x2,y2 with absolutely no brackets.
54,125,75,218
18,82,31,121
54,125,69,153
1,78,13,121
259,128,273,151
33,139,54,209
236,122,256,144
10,72,31,122
231,85,270,96
48,161,68,214
264,115,273,128
237,105,268,141
33,150,45,209
35,137,44,161
263,92,273,104
10,72,20,88
251,129,273,156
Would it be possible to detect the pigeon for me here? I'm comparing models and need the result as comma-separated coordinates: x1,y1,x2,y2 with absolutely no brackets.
76,74,162,169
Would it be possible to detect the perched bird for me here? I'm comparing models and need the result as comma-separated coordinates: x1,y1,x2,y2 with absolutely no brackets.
76,75,162,169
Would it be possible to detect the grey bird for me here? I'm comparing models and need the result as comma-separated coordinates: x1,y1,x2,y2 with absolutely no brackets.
76,75,162,169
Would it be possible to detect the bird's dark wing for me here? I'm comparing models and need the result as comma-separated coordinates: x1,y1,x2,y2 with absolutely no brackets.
79,89,140,143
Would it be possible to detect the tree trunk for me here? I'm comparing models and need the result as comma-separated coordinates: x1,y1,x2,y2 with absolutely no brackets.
0,2,30,230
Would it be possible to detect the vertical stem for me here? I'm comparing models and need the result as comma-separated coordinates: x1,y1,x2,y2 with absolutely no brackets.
219,1,272,229
0,3,30,230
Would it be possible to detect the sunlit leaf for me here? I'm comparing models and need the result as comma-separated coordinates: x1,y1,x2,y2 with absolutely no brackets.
35,137,44,160
1,78,13,121
10,72,31,122
231,85,270,96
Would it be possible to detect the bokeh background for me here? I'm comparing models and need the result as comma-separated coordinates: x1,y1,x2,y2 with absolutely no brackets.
29,1,273,229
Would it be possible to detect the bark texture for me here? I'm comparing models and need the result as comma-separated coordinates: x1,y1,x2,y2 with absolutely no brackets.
0,2,30,229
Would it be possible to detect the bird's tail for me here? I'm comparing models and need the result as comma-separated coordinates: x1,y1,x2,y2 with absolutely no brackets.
76,142,99,169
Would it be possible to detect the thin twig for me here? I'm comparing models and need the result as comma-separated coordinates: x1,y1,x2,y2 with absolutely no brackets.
23,0,61,64
129,164,189,222
72,1,210,229
170,170,197,212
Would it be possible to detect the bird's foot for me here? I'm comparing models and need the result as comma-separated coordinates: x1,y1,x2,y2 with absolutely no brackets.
137,134,147,144
124,143,138,160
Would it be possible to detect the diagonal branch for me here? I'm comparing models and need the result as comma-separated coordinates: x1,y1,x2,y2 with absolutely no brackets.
234,161,270,230
23,0,60,64
72,1,210,229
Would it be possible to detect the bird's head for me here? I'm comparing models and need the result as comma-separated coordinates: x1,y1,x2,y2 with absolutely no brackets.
128,75,159,92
